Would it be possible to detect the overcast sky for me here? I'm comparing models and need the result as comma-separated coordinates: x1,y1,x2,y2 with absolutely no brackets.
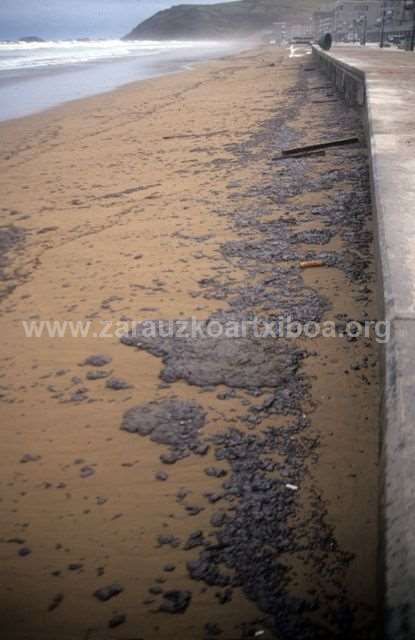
0,0,235,40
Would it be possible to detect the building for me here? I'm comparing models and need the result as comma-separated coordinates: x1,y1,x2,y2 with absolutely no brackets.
334,1,383,41
366,0,415,45
271,22,287,44
313,1,415,45
382,0,408,25
261,22,287,45
313,2,382,41
313,7,335,39
285,22,314,42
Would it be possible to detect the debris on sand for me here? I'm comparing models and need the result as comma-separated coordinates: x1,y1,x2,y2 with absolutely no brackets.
121,320,302,391
0,224,26,300
79,465,95,479
86,370,111,380
299,259,326,269
159,590,192,614
105,377,132,390
108,613,126,628
93,583,123,602
121,397,207,463
82,354,112,367
20,453,41,464
48,593,64,612
281,136,359,157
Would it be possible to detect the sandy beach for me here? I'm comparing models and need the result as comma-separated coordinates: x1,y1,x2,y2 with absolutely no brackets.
0,46,379,639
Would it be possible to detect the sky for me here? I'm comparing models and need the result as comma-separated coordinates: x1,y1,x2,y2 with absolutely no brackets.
0,0,237,40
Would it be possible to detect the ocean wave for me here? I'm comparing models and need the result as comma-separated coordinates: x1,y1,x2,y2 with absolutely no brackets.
0,39,223,50
0,39,226,72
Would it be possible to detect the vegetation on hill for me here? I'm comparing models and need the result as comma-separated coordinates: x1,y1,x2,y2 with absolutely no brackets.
124,0,328,40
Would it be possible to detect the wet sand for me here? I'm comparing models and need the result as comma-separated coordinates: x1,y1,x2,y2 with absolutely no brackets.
0,47,379,639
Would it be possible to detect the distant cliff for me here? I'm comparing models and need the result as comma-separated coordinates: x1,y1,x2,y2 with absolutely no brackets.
124,0,323,41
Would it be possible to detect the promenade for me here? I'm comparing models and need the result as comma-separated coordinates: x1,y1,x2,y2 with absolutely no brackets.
314,44,415,640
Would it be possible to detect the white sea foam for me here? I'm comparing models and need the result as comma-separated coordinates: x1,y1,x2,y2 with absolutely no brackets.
0,39,226,71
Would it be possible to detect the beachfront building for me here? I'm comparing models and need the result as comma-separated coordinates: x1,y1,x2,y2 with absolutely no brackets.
333,1,383,41
285,21,314,42
312,0,415,43
329,1,415,46
313,1,384,41
263,20,316,45
269,22,287,45
313,7,336,39
366,1,415,46
260,22,290,45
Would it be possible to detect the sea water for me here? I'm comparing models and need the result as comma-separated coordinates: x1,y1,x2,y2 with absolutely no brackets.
0,39,239,121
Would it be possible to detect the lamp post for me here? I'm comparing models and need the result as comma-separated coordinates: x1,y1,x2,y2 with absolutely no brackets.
353,19,358,42
380,0,387,47
360,14,368,45
403,0,415,50
410,0,415,50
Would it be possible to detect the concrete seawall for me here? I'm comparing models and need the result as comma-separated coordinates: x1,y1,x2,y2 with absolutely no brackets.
312,45,415,639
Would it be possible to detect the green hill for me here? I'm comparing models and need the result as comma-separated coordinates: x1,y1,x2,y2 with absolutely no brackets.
124,0,327,41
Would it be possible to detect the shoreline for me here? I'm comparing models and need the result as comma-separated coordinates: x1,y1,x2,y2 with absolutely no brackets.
0,46,378,639
0,41,252,123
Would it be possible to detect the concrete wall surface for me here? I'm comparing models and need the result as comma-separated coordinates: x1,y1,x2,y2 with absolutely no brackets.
312,45,415,640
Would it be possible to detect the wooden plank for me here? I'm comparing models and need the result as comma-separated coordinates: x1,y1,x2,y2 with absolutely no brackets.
281,136,360,157
272,150,326,161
